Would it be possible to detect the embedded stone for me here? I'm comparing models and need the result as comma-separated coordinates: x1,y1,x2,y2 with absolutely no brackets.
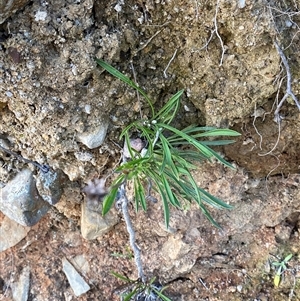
0,169,50,226
76,122,109,149
36,169,66,205
80,200,118,240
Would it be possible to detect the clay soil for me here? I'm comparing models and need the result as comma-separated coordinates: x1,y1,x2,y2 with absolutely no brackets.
0,165,299,301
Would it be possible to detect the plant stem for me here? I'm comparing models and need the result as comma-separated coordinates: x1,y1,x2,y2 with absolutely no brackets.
119,182,145,283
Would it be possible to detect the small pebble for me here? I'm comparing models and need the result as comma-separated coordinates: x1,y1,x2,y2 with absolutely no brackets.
77,122,109,149
5,91,13,97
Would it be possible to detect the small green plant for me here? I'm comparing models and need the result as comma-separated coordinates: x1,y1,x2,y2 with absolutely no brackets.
96,58,240,229
272,253,293,287
95,59,240,300
112,273,171,301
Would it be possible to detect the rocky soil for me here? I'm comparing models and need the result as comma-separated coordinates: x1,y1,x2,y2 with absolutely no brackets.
0,0,299,300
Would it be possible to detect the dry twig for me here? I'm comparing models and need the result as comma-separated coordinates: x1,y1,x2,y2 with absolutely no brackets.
214,0,226,66
273,41,300,123
133,30,162,56
163,48,178,78
130,61,143,119
196,0,226,65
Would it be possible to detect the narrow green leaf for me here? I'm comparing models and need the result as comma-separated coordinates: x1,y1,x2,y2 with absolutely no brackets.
189,129,241,138
171,137,235,169
169,139,236,147
124,131,135,159
133,179,140,212
149,277,156,285
121,121,155,156
200,140,236,146
172,194,182,208
281,263,287,270
154,90,183,124
159,135,170,173
159,134,179,179
175,150,207,163
167,125,217,142
163,170,194,202
206,146,234,169
102,186,119,215
111,272,135,283
146,170,170,228
161,174,181,208
276,266,282,275
155,182,170,228
96,59,154,117
158,123,214,159
283,254,293,262
161,189,170,228
177,167,201,204
135,177,147,211
116,157,149,173
164,169,222,227
198,187,232,209
199,204,221,228
112,174,127,187
123,287,139,301
120,122,138,139
172,153,197,169
153,289,172,301
182,125,217,133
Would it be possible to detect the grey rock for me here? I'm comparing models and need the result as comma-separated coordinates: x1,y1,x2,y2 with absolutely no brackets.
0,0,31,24
62,257,90,297
36,169,66,205
0,215,30,252
0,169,50,226
81,200,118,240
76,122,109,149
11,266,30,301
